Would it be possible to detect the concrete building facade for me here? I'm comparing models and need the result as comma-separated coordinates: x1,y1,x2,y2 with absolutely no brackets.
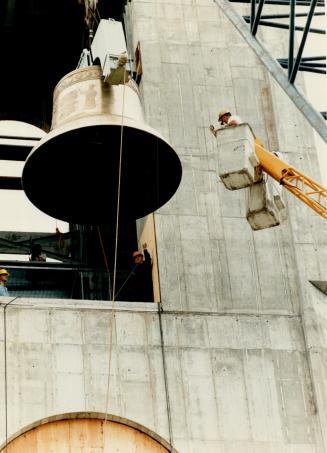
1,0,327,452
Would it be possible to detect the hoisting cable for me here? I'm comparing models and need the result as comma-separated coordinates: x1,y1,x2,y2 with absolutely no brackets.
158,303,174,452
87,6,100,27
78,0,100,49
97,226,112,300
153,109,174,450
114,263,138,300
79,0,99,29
3,297,19,453
102,70,128,434
87,7,100,49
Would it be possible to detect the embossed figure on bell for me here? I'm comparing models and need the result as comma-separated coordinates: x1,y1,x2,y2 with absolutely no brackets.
22,66,182,225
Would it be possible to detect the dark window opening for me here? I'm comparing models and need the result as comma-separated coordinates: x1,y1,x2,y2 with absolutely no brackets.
0,216,157,303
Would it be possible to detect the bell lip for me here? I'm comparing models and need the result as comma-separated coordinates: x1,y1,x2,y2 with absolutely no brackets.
24,116,174,163
21,121,182,225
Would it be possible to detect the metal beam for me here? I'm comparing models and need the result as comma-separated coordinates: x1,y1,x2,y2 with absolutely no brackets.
290,0,319,83
0,231,71,248
252,0,266,35
0,136,41,161
250,0,256,29
278,58,326,73
243,17,325,33
230,0,325,5
214,0,327,143
250,0,256,28
279,56,326,62
0,144,34,161
0,233,73,263
0,135,43,141
0,176,22,190
288,0,295,77
300,56,326,61
0,261,95,271
294,68,326,74
288,62,326,68
244,12,325,18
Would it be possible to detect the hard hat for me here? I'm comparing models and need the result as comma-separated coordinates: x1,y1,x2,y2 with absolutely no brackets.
118,52,128,66
218,110,231,122
132,251,143,259
0,268,9,276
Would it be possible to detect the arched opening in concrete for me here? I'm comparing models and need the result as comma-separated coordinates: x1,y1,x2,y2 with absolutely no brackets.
0,412,176,452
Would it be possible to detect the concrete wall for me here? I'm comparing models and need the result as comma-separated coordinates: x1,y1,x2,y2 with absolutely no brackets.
124,0,326,311
0,0,326,452
124,0,327,451
0,298,320,452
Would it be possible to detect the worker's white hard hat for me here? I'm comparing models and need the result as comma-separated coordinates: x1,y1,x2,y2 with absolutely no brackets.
218,110,231,122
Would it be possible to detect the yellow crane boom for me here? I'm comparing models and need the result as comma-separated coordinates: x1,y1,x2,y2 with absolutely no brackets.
255,139,327,220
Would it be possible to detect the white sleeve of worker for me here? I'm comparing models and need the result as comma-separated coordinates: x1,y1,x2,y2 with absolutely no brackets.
228,115,242,125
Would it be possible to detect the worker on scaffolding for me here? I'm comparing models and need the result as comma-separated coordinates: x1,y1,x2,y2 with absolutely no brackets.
209,109,242,137
0,268,10,296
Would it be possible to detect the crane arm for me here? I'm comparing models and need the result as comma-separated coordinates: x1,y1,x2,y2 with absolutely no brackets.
255,138,327,220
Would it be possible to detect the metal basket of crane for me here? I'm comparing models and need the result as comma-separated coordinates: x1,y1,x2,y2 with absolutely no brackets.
215,123,327,230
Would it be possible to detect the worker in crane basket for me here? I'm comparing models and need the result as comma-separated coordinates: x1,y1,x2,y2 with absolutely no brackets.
209,109,242,137
0,268,10,296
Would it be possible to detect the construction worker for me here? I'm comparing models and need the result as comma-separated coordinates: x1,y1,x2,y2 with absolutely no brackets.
29,244,46,262
129,243,154,302
209,109,242,137
0,269,10,296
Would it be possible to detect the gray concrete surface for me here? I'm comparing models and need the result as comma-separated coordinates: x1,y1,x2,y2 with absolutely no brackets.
0,0,326,452
0,298,320,452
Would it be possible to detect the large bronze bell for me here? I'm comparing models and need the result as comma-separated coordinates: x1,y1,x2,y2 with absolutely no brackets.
22,66,182,225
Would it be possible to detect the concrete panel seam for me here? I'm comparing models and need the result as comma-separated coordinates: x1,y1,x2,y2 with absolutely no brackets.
158,310,300,319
